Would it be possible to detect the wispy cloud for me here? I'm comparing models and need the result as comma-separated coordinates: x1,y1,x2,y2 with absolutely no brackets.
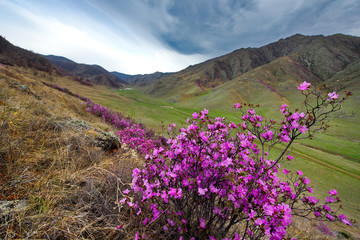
0,0,359,74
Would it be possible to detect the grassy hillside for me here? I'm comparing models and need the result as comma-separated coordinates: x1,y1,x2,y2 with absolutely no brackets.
1,63,359,238
0,66,143,239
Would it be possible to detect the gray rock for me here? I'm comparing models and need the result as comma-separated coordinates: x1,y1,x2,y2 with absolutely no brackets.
0,200,29,215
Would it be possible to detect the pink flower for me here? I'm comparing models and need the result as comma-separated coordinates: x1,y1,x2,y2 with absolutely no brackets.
298,81,311,91
210,185,219,193
123,189,130,194
199,218,206,229
234,103,241,109
302,177,310,185
280,104,288,114
161,191,169,203
323,204,332,212
261,130,274,140
263,203,274,216
198,187,208,195
143,218,149,226
298,125,308,134
327,91,339,100
326,214,334,221
283,168,289,175
339,214,352,225
287,155,294,160
168,123,176,131
201,108,209,116
248,210,255,219
329,189,337,195
192,112,199,119
248,108,256,115
168,188,177,197
281,134,291,142
291,120,299,129
213,206,222,215
168,218,176,226
307,196,318,204
296,170,303,176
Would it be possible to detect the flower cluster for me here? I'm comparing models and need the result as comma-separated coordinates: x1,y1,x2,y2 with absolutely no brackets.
85,101,166,151
315,221,334,236
42,82,91,102
121,81,351,240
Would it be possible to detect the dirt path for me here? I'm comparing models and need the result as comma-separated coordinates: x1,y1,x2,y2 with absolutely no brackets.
292,150,360,180
162,105,190,116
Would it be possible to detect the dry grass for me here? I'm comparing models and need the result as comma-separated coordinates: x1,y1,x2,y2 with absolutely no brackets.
286,216,360,240
0,66,141,239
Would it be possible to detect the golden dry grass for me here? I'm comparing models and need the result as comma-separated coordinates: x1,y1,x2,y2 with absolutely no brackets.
0,66,142,239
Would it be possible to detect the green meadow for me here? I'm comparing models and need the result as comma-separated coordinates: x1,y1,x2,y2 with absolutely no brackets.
62,79,359,221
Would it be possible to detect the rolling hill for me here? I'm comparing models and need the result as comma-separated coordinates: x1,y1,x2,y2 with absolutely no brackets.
45,55,127,88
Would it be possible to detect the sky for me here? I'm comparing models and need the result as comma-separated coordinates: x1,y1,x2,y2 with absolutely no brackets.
1,0,359,74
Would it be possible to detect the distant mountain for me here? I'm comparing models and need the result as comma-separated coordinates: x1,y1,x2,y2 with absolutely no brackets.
45,55,127,88
135,34,360,105
110,71,132,81
0,36,57,73
111,71,171,84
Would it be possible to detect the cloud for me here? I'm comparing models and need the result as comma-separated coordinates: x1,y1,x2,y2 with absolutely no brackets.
0,0,207,74
0,0,359,74
153,0,360,54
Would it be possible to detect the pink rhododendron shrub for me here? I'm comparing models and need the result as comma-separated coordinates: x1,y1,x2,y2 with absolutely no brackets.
85,101,166,151
120,82,352,240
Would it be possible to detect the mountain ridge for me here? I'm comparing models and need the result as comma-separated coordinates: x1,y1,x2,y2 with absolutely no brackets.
45,55,127,88
133,33,360,102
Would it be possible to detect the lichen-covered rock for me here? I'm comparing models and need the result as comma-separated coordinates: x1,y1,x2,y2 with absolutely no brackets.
0,200,29,215
95,131,121,152
65,118,121,152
